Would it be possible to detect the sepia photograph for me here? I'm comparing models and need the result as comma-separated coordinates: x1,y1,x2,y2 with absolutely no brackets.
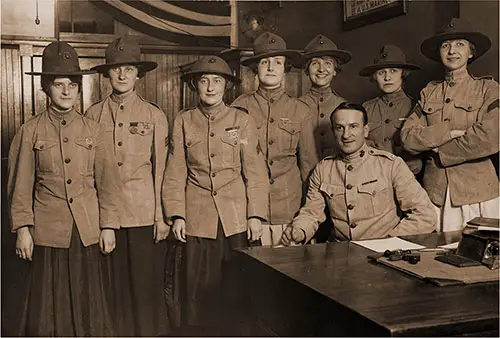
1,0,499,336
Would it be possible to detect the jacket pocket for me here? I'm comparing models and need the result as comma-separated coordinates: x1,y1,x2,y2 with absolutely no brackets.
220,134,240,166
278,119,301,153
454,99,483,127
33,139,59,174
128,122,154,154
422,100,443,125
319,183,345,215
185,135,204,164
357,181,392,216
75,137,96,175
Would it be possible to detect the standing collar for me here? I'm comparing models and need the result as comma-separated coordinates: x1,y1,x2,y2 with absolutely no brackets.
257,85,285,102
309,85,332,97
445,68,470,85
381,89,407,104
111,89,138,105
338,143,369,165
48,105,78,125
198,101,226,119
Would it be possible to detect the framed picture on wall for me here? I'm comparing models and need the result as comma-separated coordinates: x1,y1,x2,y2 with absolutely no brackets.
343,0,408,31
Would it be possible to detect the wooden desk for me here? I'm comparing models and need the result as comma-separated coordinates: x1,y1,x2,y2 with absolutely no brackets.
233,232,499,336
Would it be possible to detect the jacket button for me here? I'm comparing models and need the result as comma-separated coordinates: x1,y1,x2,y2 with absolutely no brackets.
63,137,69,143
212,191,217,196
270,118,274,123
61,120,67,125
427,108,432,112
117,162,123,166
268,140,274,145
210,116,215,121
210,153,215,157
117,141,122,146
187,141,192,146
120,105,124,110
211,173,216,177
360,150,365,157
444,118,450,122
118,123,123,127
384,137,390,142
69,198,73,203
346,184,353,190
270,178,275,184
389,102,393,107
88,145,92,149
449,82,456,87
347,204,355,210
66,179,72,184
319,97,324,102
385,119,391,124
320,113,325,118
210,132,214,137
320,132,324,136
350,222,357,229
64,158,71,163
347,165,353,171
269,160,274,165
467,106,472,110
445,98,451,103
270,98,274,103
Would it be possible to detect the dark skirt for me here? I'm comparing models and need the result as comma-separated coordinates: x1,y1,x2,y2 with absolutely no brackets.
107,225,169,336
18,225,115,336
183,222,247,331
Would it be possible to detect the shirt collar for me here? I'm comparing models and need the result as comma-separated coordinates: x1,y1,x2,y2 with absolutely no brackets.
198,101,226,120
257,85,285,102
381,89,406,104
338,143,369,165
111,89,138,105
48,105,78,125
445,68,470,85
309,85,332,97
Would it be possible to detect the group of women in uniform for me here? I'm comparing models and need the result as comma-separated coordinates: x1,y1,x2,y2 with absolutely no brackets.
7,17,498,336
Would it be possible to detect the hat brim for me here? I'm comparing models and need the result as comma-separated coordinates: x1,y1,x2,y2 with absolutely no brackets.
180,71,241,85
241,50,302,67
302,50,352,66
25,69,96,76
420,32,491,63
91,60,158,74
359,62,421,77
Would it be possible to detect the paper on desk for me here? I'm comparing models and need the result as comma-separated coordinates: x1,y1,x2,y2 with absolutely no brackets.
438,241,459,249
352,237,426,253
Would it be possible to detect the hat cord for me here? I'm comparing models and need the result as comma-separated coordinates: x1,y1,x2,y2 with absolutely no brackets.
35,0,40,25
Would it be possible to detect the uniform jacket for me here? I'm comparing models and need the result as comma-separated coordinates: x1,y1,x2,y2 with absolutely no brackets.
8,107,121,248
232,86,319,224
363,90,423,174
401,71,499,206
162,103,269,239
85,90,169,228
299,86,345,159
293,144,436,242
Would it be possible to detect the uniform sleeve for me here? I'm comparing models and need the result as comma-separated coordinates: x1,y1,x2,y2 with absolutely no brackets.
151,107,170,225
8,127,35,232
439,82,499,166
388,157,436,237
363,101,378,148
401,90,454,154
298,109,319,182
292,164,327,243
240,115,269,220
162,115,187,220
93,125,122,229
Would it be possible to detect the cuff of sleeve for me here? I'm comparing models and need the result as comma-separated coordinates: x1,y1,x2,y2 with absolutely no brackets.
100,222,120,230
11,220,34,233
294,218,317,243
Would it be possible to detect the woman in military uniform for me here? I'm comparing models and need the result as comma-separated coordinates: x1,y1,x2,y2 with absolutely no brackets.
162,56,269,335
360,45,423,176
85,35,170,336
8,41,121,336
232,32,318,247
402,18,499,232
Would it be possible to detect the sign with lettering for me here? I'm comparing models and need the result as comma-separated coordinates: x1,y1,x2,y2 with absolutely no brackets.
343,0,408,31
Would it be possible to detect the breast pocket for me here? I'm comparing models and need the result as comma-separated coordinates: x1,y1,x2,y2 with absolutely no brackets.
357,182,392,217
34,139,60,174
278,119,301,153
422,101,444,125
454,99,482,128
185,135,204,165
75,137,96,175
128,122,154,154
319,183,345,214
220,134,240,166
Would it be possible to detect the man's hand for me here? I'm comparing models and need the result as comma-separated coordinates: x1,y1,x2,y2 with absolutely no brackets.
16,227,34,261
281,226,305,246
247,218,263,241
450,129,466,138
172,218,186,243
154,221,170,243
99,229,116,254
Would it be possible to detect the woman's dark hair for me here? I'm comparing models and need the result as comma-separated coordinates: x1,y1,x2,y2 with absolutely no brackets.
41,75,82,94
304,56,342,76
330,102,369,126
247,57,293,73
188,73,233,91
369,68,409,84
103,64,145,79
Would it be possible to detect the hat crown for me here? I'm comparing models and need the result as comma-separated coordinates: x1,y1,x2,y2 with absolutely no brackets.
253,32,288,56
188,55,233,77
374,45,407,64
41,41,83,74
438,18,473,35
304,34,339,54
105,35,141,65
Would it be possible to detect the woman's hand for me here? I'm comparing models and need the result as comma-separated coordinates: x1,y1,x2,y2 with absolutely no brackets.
172,218,187,243
99,229,116,254
247,218,263,241
16,227,34,261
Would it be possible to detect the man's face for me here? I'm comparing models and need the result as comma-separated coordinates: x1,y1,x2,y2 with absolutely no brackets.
439,39,472,71
196,74,226,107
48,77,79,111
108,65,139,94
257,56,286,89
332,109,369,155
308,56,337,88
374,68,403,94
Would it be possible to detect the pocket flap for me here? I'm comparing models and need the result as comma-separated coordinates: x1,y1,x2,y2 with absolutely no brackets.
75,137,95,150
185,137,202,148
278,119,301,135
454,99,482,111
319,183,344,197
423,101,442,115
358,180,386,196
33,139,58,151
221,134,239,147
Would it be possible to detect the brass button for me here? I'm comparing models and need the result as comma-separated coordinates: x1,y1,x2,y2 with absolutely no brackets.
210,116,215,121
211,173,216,177
61,120,67,125
350,222,357,229
88,145,92,149
445,98,451,103
117,162,123,166
270,178,275,184
120,105,124,110
213,191,217,196
118,141,122,146
118,123,123,127
347,204,354,210
269,98,274,103
449,82,456,87
346,184,353,190
444,118,450,122
467,106,473,110
66,179,72,184
187,141,192,146
360,150,365,157
319,97,324,102
427,108,432,112
64,158,71,163
63,137,69,143
320,132,324,136
269,160,274,165
210,153,215,158
69,198,73,203
268,140,274,145
269,118,274,123
210,132,214,137
389,102,393,107
320,113,325,118
384,137,390,142
385,119,391,124
347,165,353,171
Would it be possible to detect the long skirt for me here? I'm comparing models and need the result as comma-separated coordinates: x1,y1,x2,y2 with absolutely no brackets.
17,225,115,336
183,221,247,334
107,225,169,336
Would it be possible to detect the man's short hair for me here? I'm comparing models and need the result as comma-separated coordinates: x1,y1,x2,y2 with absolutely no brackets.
41,75,82,95
330,102,369,126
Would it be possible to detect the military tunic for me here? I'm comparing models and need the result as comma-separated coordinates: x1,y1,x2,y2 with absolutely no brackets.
232,86,319,226
363,90,423,174
293,144,436,242
299,86,345,159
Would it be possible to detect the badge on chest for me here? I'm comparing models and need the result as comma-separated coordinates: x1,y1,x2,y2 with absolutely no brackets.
129,122,153,136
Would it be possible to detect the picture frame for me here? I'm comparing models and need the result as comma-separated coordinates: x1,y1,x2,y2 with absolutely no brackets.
343,0,408,31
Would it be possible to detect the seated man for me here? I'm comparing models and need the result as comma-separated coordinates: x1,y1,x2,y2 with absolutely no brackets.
282,102,436,245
